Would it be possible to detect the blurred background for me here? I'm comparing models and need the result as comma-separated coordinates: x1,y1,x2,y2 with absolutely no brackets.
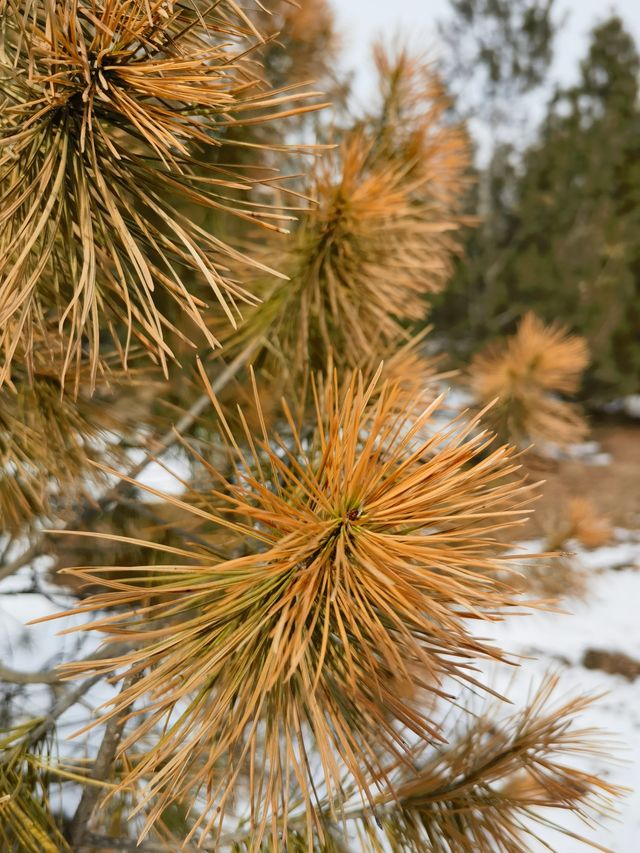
336,1,640,103
332,3,640,849
338,0,640,396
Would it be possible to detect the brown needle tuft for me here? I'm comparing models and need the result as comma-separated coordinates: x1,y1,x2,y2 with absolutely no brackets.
0,0,323,385
46,365,538,846
469,312,589,447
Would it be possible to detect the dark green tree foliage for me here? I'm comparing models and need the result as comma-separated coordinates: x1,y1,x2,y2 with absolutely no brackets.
439,0,556,120
434,16,640,399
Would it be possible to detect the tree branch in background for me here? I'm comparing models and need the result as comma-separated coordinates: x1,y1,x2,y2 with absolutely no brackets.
0,339,260,585
71,674,143,850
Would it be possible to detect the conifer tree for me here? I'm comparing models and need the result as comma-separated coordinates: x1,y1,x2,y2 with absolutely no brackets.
434,14,640,400
0,2,622,849
498,16,640,398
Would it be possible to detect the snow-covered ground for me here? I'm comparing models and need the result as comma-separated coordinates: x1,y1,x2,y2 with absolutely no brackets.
483,530,640,852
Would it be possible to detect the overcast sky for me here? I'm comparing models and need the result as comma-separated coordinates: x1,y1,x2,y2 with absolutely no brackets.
331,0,640,103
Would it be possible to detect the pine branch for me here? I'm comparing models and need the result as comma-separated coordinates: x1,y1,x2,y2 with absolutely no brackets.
0,642,134,764
0,340,259,585
71,673,143,850
0,665,60,686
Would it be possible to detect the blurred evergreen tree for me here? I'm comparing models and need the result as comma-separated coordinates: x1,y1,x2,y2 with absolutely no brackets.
434,15,640,400
439,0,557,125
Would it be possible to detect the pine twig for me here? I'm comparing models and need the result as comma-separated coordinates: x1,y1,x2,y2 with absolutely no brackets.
71,673,142,850
0,665,60,686
0,643,134,764
0,340,259,585
0,638,134,688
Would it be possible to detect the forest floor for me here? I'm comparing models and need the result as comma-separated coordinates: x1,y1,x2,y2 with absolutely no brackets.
524,420,640,534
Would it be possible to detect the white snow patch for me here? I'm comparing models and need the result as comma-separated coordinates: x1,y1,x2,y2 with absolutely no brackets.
483,551,640,852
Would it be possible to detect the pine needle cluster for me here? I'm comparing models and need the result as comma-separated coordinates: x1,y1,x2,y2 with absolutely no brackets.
361,674,620,853
541,496,614,557
562,498,613,550
48,367,536,845
0,0,320,384
469,312,589,447
220,49,468,384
